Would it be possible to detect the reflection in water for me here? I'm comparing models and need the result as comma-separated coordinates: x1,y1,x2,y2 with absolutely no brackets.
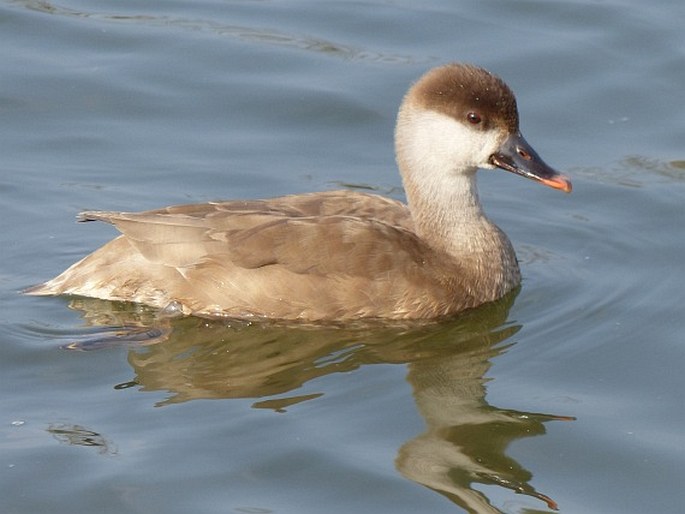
400,349,566,513
47,422,117,456
59,292,572,512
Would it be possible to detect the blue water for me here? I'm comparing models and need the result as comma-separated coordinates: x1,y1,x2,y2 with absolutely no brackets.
2,0,685,513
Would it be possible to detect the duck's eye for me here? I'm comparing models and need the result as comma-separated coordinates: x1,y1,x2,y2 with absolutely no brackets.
466,112,482,125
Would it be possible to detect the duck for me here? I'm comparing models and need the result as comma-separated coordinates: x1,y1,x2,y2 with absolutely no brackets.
27,63,571,321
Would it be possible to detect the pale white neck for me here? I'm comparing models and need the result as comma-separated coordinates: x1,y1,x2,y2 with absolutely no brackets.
395,106,503,255
402,168,498,256
400,159,521,298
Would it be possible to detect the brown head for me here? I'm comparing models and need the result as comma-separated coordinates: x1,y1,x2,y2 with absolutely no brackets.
395,63,571,194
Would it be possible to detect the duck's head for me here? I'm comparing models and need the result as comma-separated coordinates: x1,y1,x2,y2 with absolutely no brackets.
395,63,572,194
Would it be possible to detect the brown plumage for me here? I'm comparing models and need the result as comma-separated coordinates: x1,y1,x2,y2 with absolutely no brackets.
27,64,571,321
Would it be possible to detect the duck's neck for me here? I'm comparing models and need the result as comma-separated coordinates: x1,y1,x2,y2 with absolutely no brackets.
402,167,521,295
394,104,521,297
404,168,488,250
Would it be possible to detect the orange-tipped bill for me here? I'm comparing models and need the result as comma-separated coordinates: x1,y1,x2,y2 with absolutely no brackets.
490,132,572,193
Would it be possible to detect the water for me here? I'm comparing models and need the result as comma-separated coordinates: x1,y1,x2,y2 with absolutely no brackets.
2,0,685,512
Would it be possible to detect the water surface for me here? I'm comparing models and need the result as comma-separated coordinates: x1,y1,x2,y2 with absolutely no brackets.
2,0,685,513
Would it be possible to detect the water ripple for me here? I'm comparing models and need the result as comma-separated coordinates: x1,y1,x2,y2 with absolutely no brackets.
11,0,424,64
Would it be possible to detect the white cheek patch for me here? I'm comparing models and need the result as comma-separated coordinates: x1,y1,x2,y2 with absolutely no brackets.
397,109,505,173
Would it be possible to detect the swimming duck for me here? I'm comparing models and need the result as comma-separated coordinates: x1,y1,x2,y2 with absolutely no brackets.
27,63,571,321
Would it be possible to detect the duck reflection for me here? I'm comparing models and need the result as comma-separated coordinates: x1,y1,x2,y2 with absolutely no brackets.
62,291,571,512
398,339,565,513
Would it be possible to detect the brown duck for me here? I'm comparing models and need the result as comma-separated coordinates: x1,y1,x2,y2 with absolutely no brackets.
27,64,571,321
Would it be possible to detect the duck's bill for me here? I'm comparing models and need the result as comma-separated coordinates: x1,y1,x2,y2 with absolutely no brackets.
489,132,572,193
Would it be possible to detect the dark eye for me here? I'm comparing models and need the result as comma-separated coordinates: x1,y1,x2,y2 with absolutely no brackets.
467,112,482,125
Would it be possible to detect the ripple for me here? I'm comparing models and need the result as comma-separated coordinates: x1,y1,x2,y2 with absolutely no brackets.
10,0,425,64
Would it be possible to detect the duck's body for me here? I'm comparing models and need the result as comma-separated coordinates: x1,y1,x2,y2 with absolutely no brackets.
27,64,571,321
